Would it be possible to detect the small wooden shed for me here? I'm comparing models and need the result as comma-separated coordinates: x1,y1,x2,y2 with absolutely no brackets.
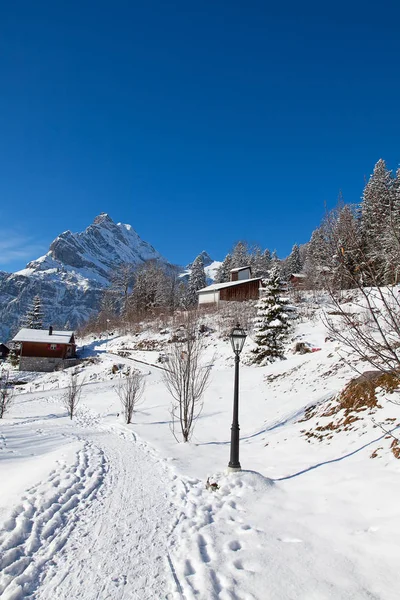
12,327,77,372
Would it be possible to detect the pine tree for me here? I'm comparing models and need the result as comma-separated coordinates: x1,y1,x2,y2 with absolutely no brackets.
285,244,302,278
22,295,44,329
214,253,233,283
360,159,393,281
231,241,250,268
251,247,271,278
332,204,361,289
382,167,400,284
251,266,293,364
188,254,207,305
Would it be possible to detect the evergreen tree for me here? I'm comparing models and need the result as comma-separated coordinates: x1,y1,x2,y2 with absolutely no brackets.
251,247,271,278
270,250,282,275
382,167,400,284
187,254,207,305
231,241,250,268
251,266,292,364
285,244,302,278
214,253,233,283
332,204,361,289
360,159,393,281
22,295,44,329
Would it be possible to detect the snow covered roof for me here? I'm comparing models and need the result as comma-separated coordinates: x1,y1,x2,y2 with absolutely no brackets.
13,328,75,344
197,278,262,293
230,266,251,272
291,273,306,278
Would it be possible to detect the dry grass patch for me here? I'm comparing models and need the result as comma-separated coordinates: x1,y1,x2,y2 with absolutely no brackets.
299,370,400,451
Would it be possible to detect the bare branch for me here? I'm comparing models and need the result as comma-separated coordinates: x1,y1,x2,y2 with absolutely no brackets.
62,370,85,419
163,313,213,442
116,369,145,424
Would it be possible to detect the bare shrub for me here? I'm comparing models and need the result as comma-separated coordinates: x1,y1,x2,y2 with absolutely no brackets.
0,372,14,418
63,370,85,419
116,370,145,424
215,301,257,338
163,313,213,442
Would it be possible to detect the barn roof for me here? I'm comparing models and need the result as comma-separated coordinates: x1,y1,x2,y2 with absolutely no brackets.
197,277,262,293
12,328,75,344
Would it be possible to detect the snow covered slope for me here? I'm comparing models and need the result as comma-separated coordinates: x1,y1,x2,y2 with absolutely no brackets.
0,213,168,340
1,297,399,599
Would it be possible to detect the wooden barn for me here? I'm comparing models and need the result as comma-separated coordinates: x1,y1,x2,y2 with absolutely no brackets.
197,266,263,305
12,327,78,372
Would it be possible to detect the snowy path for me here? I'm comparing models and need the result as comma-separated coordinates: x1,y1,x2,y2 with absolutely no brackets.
0,396,177,600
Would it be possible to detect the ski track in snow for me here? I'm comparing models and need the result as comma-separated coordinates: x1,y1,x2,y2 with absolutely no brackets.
0,397,176,600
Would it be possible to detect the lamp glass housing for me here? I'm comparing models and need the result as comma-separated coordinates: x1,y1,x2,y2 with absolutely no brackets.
230,324,247,355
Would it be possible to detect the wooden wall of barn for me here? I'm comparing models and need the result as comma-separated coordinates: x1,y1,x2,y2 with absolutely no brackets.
20,342,74,359
219,279,260,302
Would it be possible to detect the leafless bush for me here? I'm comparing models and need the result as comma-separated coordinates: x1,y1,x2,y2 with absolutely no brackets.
0,372,15,418
63,370,85,419
116,370,145,424
163,313,213,442
324,245,400,374
215,301,257,337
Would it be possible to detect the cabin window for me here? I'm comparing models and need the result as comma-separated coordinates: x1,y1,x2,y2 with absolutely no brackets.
50,344,57,351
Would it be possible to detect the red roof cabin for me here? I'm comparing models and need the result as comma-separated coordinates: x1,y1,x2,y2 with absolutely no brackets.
12,327,77,372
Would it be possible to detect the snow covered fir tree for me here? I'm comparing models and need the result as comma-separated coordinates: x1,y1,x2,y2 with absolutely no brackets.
251,266,293,364
22,295,44,329
187,254,207,305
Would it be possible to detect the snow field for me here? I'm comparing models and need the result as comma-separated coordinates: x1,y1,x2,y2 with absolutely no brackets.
0,439,106,599
2,297,400,599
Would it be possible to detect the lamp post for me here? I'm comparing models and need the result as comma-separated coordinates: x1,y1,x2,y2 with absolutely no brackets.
228,323,247,472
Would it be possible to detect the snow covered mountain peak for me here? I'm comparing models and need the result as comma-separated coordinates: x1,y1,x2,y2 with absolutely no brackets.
92,212,114,226
0,214,168,339
23,213,166,282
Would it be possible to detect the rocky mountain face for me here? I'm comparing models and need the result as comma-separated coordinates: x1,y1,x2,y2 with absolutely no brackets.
0,214,167,341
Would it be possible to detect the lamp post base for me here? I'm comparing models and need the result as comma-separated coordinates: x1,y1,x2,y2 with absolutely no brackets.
227,465,242,473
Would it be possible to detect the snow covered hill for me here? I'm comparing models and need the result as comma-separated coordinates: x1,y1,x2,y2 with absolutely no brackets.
0,213,169,340
1,297,399,599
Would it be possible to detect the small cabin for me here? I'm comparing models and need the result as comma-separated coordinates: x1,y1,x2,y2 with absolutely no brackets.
12,327,77,372
289,273,306,289
0,343,9,360
198,266,263,305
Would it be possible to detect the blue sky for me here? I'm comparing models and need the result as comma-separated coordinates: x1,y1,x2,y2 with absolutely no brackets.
0,1,399,271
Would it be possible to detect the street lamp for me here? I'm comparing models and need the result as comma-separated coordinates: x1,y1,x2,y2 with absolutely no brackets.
228,323,247,472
